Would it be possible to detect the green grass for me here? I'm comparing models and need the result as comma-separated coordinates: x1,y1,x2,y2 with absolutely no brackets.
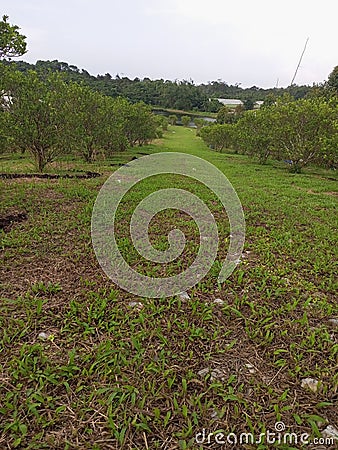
1,126,337,449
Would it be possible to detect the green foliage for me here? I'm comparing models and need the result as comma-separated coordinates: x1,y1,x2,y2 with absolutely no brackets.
168,114,178,125
327,65,338,92
0,65,160,170
232,95,338,170
267,96,337,171
1,67,71,171
217,105,243,124
199,124,233,151
243,98,255,110
65,84,118,161
181,115,190,127
10,59,316,113
154,114,169,131
0,15,27,60
121,101,159,147
199,95,338,170
206,98,223,112
233,110,274,163
193,117,207,131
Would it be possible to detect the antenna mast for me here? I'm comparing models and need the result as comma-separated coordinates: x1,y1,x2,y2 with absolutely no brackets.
290,37,309,86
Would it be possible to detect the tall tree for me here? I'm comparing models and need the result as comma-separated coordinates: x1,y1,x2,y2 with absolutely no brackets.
3,69,71,171
0,15,27,60
327,66,338,92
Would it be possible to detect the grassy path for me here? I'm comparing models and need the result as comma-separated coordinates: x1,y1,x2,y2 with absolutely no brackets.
0,127,337,449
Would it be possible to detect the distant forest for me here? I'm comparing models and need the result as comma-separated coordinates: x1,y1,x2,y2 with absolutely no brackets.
10,59,314,112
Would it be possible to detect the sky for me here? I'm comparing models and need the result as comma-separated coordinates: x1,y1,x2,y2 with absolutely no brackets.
4,0,338,88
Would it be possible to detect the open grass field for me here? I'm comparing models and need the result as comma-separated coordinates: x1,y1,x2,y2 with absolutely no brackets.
1,126,337,449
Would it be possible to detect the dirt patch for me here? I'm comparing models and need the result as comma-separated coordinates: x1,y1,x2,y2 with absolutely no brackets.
294,186,338,196
0,211,28,232
0,171,101,180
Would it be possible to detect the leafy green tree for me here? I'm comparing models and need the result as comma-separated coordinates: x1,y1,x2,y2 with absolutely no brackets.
217,106,229,124
243,99,255,110
154,114,169,132
194,117,206,132
0,15,27,60
270,96,337,171
206,98,222,112
234,110,273,163
199,124,233,151
122,102,158,147
168,114,177,125
2,68,71,171
327,66,338,92
65,83,114,162
233,95,337,170
181,115,190,127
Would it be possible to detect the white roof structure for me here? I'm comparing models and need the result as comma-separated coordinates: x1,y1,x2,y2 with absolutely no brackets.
216,98,243,106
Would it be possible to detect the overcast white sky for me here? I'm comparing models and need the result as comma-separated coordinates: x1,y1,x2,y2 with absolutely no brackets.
4,0,338,88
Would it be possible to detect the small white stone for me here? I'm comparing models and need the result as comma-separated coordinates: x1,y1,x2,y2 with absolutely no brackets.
245,363,256,374
301,377,320,393
178,291,190,300
210,409,218,419
213,298,224,305
322,425,338,440
38,332,48,340
117,179,121,184
328,318,338,327
198,367,226,381
198,368,209,377
210,368,226,381
128,301,143,309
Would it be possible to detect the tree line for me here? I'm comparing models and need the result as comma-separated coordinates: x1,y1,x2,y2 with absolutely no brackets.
1,15,336,174
0,65,163,171
8,59,318,113
0,15,166,171
199,84,338,172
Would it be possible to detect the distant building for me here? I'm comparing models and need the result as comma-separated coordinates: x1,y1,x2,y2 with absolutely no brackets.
210,98,264,109
215,98,243,106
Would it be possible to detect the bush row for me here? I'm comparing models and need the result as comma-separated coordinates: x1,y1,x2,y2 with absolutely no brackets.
0,65,163,171
199,95,337,172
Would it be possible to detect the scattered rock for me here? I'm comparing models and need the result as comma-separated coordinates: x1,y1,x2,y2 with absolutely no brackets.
38,332,49,340
301,377,320,393
128,301,144,309
213,298,225,305
198,368,209,377
210,409,218,419
328,318,338,327
322,425,338,440
178,291,190,301
198,367,226,381
245,363,257,374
